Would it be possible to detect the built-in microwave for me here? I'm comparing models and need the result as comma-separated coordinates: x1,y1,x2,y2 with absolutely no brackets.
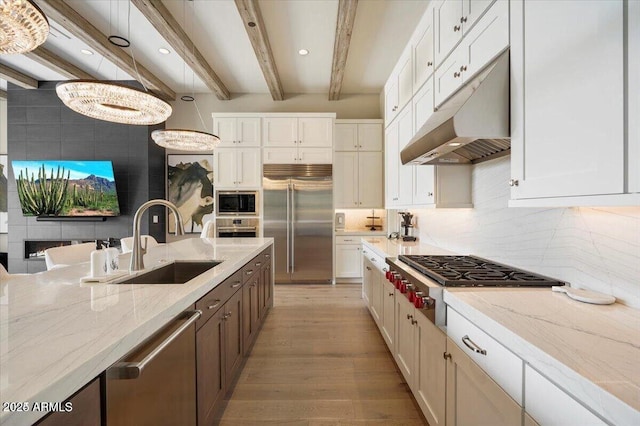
216,191,258,216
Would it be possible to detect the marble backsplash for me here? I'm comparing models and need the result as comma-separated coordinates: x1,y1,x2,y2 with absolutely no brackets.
335,209,387,232
411,157,640,308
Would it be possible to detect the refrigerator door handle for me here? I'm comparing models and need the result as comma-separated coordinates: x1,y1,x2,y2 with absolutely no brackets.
291,183,295,273
286,182,291,274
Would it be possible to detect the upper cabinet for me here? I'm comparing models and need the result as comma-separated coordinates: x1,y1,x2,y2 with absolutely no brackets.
509,0,638,206
335,121,383,152
435,0,509,106
385,48,412,126
214,148,261,189
263,117,333,148
213,116,261,147
412,8,435,92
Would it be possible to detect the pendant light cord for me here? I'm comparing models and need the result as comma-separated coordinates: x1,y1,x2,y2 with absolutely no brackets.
127,0,148,92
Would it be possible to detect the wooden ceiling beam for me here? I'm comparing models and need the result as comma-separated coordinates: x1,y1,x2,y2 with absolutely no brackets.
329,0,358,101
235,0,284,101
25,47,96,80
0,64,39,89
36,0,176,102
0,89,7,99
131,0,230,100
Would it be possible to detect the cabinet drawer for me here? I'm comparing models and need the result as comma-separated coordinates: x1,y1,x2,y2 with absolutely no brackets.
242,256,261,284
336,236,360,244
365,251,386,274
196,269,243,328
446,307,523,404
261,247,272,265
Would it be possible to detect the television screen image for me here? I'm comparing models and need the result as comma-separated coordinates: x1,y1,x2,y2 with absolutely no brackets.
12,160,120,217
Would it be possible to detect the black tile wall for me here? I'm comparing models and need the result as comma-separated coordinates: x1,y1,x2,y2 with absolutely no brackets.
6,82,166,273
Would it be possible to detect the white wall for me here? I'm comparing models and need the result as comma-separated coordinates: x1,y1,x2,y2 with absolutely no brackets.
411,157,640,308
166,92,382,130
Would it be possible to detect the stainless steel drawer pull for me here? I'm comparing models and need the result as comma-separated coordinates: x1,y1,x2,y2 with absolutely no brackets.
207,300,222,310
462,335,487,355
265,254,271,259
231,281,241,288
245,270,253,276
255,262,262,267
108,310,202,380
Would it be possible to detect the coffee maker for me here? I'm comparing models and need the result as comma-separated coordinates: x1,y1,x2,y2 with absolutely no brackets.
399,211,416,242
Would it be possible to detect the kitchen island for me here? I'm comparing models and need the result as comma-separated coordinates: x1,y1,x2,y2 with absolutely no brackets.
0,237,273,426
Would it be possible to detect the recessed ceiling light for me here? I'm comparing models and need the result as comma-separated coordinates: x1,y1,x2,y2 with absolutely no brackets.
448,142,462,146
298,49,309,56
80,49,93,55
158,47,170,55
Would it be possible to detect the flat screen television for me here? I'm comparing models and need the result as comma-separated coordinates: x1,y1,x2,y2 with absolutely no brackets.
12,160,120,217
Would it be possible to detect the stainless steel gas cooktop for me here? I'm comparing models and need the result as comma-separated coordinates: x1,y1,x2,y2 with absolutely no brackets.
398,255,565,287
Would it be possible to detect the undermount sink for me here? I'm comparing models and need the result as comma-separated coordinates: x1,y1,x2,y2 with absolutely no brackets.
116,261,221,284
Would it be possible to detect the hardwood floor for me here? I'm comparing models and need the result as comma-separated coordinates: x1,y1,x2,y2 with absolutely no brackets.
217,284,427,425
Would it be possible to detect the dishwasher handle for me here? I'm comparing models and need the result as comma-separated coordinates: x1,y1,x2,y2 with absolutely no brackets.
108,310,202,380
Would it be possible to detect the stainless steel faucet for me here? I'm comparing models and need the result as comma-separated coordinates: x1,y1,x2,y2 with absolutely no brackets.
129,199,185,272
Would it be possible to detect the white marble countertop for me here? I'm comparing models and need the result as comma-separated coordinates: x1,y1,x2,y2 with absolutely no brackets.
335,229,386,236
445,289,640,425
0,237,273,426
361,236,456,257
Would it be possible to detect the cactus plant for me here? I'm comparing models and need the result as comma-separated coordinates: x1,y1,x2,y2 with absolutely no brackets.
16,165,70,216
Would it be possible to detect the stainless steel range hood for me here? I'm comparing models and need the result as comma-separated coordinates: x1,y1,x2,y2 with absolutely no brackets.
401,50,510,165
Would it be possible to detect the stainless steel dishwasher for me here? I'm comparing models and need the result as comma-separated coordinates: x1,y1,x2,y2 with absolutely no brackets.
105,309,201,425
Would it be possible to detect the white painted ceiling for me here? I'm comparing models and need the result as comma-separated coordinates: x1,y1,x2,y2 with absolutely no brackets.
1,0,429,97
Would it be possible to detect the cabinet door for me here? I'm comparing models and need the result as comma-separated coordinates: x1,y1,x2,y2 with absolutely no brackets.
298,117,333,147
512,0,624,199
358,151,383,208
334,152,359,208
397,50,413,110
263,117,298,146
435,0,463,64
395,294,415,386
434,47,464,107
414,313,446,426
335,244,362,278
413,7,435,91
362,256,373,305
235,149,260,188
263,147,297,164
213,117,237,147
242,278,260,355
463,0,509,80
214,149,237,187
385,79,399,124
381,279,396,352
397,105,414,205
462,0,495,32
370,265,383,325
237,117,261,146
38,378,101,426
197,311,225,426
298,148,332,164
335,123,358,151
445,337,522,426
358,123,383,151
261,261,272,313
224,290,243,385
413,76,435,133
524,366,607,426
385,121,400,207
413,165,435,205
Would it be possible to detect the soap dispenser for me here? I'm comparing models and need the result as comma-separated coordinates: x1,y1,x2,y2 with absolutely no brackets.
90,240,107,278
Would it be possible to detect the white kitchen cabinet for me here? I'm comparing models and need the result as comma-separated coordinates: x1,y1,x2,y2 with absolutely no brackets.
414,311,446,426
263,147,332,164
381,279,396,353
509,0,638,206
384,48,412,127
334,121,383,152
434,0,496,66
414,165,473,207
525,365,606,426
435,0,509,106
361,246,373,304
263,117,333,147
412,77,435,134
386,104,414,208
212,116,261,147
335,152,383,208
445,336,522,426
335,238,362,279
213,148,261,189
412,7,435,93
395,292,416,385
368,261,382,325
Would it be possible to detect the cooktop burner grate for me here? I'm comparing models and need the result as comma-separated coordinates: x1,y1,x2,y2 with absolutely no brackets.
398,255,565,287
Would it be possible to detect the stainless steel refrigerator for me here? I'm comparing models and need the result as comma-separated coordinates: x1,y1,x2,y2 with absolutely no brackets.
263,164,333,284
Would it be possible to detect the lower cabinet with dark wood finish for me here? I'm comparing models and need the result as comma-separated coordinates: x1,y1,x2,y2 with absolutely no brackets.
35,378,101,426
196,306,225,426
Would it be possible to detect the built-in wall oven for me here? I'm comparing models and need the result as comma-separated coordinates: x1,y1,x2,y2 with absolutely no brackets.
216,191,258,216
216,218,259,238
